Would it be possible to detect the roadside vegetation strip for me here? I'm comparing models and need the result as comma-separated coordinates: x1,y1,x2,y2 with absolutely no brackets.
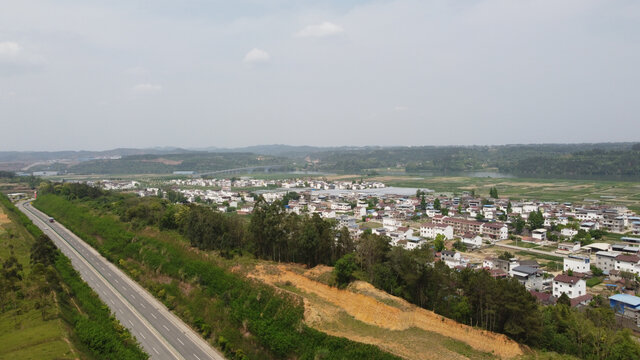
33,193,400,360
0,194,148,360
0,209,78,360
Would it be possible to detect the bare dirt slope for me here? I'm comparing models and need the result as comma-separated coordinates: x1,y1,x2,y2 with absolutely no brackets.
250,264,524,360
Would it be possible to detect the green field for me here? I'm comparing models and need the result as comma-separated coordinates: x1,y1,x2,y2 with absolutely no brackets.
366,175,640,208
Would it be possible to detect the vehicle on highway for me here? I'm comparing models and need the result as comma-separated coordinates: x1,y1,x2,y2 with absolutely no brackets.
48,217,55,223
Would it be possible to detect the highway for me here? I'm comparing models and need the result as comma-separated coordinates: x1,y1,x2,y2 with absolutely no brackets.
19,201,225,360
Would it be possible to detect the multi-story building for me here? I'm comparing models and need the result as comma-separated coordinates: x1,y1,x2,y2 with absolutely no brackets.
615,254,640,275
553,275,586,299
596,251,622,274
563,255,590,273
481,222,509,240
419,223,454,240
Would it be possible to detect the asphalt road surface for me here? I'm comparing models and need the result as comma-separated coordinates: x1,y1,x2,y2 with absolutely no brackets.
19,201,225,360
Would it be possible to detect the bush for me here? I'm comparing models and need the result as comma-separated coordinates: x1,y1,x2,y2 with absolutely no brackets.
333,254,357,288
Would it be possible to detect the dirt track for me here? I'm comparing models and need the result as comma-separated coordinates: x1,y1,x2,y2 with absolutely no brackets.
251,264,524,359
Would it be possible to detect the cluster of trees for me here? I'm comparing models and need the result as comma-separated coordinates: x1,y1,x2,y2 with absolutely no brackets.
116,192,355,268
527,209,545,230
539,300,640,359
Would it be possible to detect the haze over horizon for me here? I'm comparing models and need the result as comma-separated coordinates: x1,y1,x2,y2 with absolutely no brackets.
2,0,639,151
2,141,640,154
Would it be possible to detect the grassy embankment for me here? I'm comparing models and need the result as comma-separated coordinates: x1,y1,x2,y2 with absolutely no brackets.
0,203,79,359
0,195,147,360
33,193,400,360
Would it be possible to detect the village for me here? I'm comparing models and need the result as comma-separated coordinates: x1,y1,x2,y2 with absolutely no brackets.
89,176,640,328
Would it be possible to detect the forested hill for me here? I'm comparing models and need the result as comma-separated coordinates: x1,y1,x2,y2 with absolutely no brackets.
499,149,640,178
5,143,640,179
306,143,640,178
53,152,293,174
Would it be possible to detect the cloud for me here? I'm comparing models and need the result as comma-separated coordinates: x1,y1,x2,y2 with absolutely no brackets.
295,22,344,38
0,41,22,59
394,106,408,112
243,48,270,64
0,41,45,76
131,83,162,94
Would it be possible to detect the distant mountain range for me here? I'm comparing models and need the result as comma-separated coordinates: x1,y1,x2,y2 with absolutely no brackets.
1,142,639,179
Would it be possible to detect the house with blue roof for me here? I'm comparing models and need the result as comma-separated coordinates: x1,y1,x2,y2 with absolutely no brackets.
609,294,640,326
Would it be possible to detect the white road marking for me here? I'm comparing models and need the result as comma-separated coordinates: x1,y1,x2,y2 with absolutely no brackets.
193,353,201,360
129,320,134,326
178,338,184,345
140,302,146,309
153,347,159,354
151,313,157,319
163,324,170,331
140,332,146,339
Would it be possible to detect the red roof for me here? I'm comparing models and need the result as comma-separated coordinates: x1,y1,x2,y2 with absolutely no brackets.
615,254,640,263
554,274,582,284
488,269,508,278
530,290,552,303
570,294,593,307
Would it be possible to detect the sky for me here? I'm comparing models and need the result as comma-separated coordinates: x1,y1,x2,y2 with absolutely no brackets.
1,0,639,151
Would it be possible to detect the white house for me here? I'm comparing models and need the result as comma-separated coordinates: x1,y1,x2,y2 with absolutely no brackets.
355,206,367,218
404,236,426,250
561,228,578,239
441,250,466,268
383,217,399,231
558,242,581,253
523,204,538,214
461,232,483,248
420,223,454,240
396,227,414,240
563,255,590,273
331,202,351,211
553,274,587,299
615,254,640,275
510,266,544,291
580,221,600,231
532,228,547,241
